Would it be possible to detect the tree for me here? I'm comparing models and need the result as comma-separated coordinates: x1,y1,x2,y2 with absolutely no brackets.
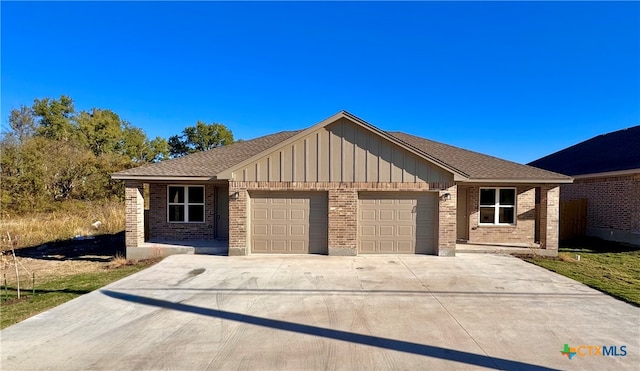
76,108,122,156
120,123,169,163
169,121,234,157
32,95,75,141
7,106,36,143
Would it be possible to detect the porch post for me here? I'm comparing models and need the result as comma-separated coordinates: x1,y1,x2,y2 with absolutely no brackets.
228,183,248,256
438,184,457,256
125,180,145,250
539,185,560,252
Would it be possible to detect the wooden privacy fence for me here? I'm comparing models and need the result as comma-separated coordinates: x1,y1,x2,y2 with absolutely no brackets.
560,199,587,241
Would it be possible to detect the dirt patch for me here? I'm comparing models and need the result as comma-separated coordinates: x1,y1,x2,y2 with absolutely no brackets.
1,233,125,286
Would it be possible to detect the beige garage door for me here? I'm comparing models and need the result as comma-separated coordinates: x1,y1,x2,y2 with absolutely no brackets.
251,192,327,254
358,192,437,254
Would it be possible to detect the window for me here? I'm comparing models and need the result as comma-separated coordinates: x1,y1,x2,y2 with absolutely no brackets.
479,188,515,225
168,186,205,223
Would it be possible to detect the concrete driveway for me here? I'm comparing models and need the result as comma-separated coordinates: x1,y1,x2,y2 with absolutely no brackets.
1,254,638,370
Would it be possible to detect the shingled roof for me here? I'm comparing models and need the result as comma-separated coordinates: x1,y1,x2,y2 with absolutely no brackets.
388,132,570,181
528,125,640,176
113,130,302,178
113,112,571,183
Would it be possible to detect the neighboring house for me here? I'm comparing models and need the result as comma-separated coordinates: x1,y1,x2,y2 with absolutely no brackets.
529,125,640,246
113,111,571,259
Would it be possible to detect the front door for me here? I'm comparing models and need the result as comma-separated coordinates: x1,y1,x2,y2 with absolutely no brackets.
216,186,229,239
457,188,469,241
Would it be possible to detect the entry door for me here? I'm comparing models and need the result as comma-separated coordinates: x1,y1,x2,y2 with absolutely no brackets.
216,187,229,239
457,188,468,241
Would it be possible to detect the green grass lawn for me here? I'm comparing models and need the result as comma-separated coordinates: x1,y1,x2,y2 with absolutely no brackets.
1,261,157,329
523,239,640,306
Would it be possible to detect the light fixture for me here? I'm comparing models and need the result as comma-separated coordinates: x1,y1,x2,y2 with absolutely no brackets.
441,193,451,201
230,191,239,200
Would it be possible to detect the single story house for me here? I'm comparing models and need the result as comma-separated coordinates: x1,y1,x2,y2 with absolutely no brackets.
113,111,572,258
529,125,640,245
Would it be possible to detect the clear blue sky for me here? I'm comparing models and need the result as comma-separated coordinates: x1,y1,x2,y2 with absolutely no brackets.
2,1,638,164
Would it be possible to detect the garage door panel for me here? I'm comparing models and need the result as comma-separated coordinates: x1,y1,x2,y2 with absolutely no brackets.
397,210,413,221
271,240,287,252
253,240,268,252
271,209,287,220
398,225,413,237
253,209,268,220
251,192,327,254
379,225,394,236
379,210,395,221
290,209,305,220
290,225,305,236
360,210,376,221
397,241,413,252
271,224,287,236
358,192,437,254
253,225,268,236
379,241,395,252
360,240,376,252
360,225,376,236
290,241,306,251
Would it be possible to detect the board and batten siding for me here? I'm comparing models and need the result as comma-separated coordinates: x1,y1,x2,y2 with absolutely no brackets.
233,118,452,183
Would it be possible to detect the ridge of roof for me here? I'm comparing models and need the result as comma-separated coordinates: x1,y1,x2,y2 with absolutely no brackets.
528,125,640,176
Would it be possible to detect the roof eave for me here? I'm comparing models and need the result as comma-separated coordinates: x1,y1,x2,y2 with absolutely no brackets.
572,168,640,179
458,178,574,184
111,174,219,182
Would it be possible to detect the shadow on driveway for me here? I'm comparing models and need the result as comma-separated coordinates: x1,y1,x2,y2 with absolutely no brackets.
102,289,557,371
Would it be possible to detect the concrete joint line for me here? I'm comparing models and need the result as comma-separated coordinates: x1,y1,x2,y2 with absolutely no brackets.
204,258,285,369
397,256,499,369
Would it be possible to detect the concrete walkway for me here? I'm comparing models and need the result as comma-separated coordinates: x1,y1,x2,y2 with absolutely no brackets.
1,254,638,370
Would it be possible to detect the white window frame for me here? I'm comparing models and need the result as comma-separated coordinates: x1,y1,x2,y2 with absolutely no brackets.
167,185,205,223
478,187,516,226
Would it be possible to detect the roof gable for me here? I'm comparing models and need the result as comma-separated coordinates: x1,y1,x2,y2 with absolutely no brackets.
217,111,461,181
528,125,640,176
225,116,454,183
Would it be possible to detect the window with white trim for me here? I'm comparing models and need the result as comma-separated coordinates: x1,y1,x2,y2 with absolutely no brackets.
168,186,205,223
479,188,516,225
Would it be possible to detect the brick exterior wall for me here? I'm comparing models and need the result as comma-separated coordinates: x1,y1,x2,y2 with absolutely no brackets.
228,187,248,256
148,183,215,241
130,180,562,255
125,180,144,248
438,185,456,256
464,185,537,246
228,181,454,256
561,174,640,233
328,188,358,256
539,185,560,250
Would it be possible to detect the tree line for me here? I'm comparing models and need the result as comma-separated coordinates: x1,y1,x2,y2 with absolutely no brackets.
1,95,234,214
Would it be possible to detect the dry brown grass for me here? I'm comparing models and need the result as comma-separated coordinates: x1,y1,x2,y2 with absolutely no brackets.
558,252,575,262
106,254,137,269
0,200,125,250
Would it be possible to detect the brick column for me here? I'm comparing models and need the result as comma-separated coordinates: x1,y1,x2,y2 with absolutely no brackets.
125,180,144,249
438,185,457,256
228,184,248,256
539,185,560,252
328,188,358,256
